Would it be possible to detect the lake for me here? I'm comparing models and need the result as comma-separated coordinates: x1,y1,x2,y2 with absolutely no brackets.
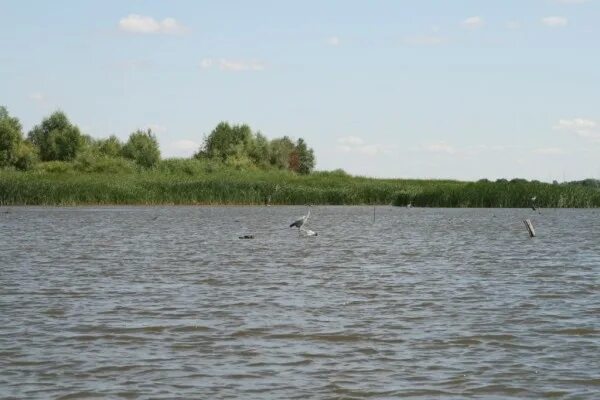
0,206,598,399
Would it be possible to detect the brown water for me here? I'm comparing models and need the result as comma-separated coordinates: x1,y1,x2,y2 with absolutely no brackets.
0,206,598,399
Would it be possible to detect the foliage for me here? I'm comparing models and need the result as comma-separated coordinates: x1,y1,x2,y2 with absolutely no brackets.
196,122,315,173
568,179,600,188
199,122,254,162
269,136,295,169
391,180,600,208
293,138,315,174
28,111,84,161
2,108,598,206
14,141,38,171
1,165,599,206
95,135,124,158
122,129,160,168
74,149,136,174
0,106,23,167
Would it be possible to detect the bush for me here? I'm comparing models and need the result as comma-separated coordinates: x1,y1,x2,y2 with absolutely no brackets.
158,158,206,175
95,135,124,158
14,141,38,171
37,161,74,174
74,152,135,174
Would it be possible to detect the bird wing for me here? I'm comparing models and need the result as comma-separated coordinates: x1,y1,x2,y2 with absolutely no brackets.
290,217,303,227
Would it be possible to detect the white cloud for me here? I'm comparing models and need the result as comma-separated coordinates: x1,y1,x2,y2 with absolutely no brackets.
336,136,388,156
424,141,457,154
199,58,214,69
29,92,45,103
465,144,514,154
118,14,186,35
200,58,265,72
338,136,364,146
219,59,265,72
327,36,340,46
462,16,484,29
542,16,568,27
532,147,565,155
555,118,600,141
403,35,447,46
416,143,517,156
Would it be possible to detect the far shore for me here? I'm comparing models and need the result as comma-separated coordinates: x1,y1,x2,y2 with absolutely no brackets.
2,164,599,208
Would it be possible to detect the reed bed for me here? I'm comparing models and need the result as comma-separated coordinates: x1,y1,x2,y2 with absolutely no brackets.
1,160,599,207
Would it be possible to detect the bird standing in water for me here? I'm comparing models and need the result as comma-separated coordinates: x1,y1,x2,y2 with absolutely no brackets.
290,205,317,236
290,207,311,229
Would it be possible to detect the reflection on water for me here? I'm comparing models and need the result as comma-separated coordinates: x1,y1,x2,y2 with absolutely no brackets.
0,206,598,399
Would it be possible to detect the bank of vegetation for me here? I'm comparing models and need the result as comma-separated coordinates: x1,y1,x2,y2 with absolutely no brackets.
1,106,599,207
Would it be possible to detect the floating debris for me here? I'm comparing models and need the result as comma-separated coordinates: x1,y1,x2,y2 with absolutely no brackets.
238,235,254,240
300,228,318,237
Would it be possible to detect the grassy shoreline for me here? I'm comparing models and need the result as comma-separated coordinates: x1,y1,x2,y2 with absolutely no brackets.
1,162,599,207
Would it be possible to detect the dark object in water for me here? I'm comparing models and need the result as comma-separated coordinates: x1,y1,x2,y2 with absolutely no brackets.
239,235,254,239
530,196,538,211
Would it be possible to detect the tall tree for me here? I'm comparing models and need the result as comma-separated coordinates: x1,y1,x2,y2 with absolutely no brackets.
248,132,271,168
199,122,254,161
295,138,315,174
0,106,23,167
28,111,83,161
269,136,295,170
196,122,317,173
122,129,160,168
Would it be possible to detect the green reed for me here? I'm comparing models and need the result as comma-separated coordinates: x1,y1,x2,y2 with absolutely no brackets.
1,159,599,207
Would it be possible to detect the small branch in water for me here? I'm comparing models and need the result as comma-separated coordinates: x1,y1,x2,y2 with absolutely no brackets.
523,219,536,238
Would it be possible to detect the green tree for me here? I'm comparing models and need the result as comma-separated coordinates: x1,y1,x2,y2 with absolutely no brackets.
28,111,84,161
96,135,123,157
248,132,271,168
196,122,317,172
199,122,254,161
295,138,315,174
0,106,23,167
14,141,38,171
122,129,160,168
269,136,295,169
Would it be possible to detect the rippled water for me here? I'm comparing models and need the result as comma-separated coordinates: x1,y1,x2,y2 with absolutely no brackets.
1,206,598,399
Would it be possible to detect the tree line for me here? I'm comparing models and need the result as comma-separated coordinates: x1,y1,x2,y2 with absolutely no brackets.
0,107,315,173
194,122,315,174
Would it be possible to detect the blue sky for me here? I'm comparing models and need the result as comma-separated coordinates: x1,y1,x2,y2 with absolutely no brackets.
1,0,599,180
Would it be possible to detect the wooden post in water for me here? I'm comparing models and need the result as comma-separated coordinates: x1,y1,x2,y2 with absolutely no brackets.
523,219,536,238
373,205,375,223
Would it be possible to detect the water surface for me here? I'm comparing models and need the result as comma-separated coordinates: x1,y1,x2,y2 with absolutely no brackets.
1,206,598,399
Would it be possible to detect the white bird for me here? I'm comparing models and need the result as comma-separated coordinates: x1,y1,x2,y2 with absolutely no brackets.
289,208,311,229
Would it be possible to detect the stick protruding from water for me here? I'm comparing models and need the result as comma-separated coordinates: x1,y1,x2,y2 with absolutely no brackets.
523,219,536,238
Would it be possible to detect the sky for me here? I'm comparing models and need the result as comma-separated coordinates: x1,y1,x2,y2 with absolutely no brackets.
1,0,599,181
